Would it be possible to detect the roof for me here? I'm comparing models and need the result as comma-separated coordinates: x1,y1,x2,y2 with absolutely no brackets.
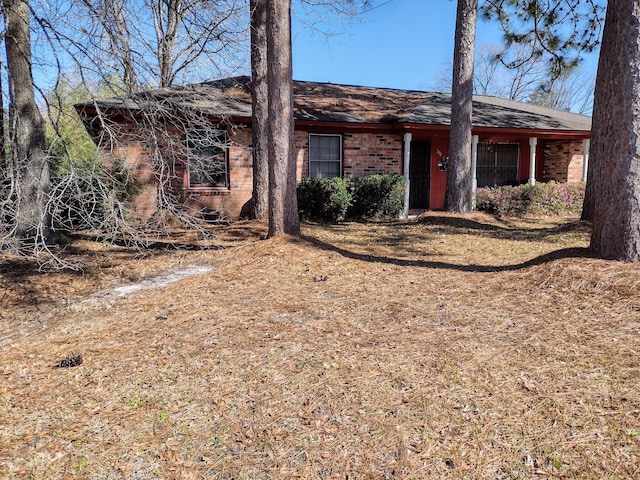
76,76,592,132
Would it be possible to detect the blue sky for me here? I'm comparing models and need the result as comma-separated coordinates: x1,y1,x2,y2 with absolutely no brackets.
291,0,600,92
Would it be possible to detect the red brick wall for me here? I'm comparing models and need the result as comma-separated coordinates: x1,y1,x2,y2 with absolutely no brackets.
100,122,160,221
294,131,403,179
101,119,588,221
295,131,309,179
99,121,256,221
543,140,585,183
342,133,403,177
104,123,408,220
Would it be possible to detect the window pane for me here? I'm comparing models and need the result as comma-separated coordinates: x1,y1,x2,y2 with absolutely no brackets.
309,134,341,179
310,161,341,179
187,129,228,187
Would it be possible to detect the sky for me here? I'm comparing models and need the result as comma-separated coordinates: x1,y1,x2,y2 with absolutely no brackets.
290,0,600,93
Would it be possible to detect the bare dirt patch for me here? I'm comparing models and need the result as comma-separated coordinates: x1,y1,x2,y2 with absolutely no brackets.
1,215,639,479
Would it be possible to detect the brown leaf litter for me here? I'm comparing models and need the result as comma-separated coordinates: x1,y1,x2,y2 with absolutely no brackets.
1,215,639,479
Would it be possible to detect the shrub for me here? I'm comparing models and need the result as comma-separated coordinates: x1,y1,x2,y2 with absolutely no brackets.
297,177,351,222
347,174,406,219
297,174,406,223
476,182,585,217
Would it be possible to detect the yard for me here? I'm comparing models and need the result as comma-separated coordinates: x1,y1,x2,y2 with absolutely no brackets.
1,213,639,479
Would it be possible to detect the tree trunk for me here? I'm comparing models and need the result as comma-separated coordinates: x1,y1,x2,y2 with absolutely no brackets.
581,163,595,221
250,0,269,219
3,0,50,244
445,0,477,213
0,55,5,167
109,0,137,93
266,0,300,236
155,0,182,88
590,0,640,260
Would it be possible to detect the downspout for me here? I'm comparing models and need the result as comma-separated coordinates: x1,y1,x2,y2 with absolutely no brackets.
471,134,478,209
582,138,590,183
403,132,412,217
529,137,538,186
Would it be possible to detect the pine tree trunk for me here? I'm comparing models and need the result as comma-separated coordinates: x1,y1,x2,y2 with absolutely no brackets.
590,0,640,260
3,0,50,244
250,0,269,219
445,0,477,213
266,0,300,236
581,172,594,221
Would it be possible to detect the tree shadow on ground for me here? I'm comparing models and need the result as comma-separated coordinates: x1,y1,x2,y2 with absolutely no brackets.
301,234,593,272
301,214,595,273
319,215,589,249
408,215,590,242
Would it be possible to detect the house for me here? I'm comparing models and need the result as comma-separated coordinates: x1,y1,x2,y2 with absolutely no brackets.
75,76,591,220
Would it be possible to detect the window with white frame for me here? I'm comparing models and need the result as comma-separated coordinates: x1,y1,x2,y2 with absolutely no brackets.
309,134,342,178
186,128,229,188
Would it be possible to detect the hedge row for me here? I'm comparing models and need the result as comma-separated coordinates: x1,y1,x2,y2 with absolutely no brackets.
297,174,405,222
475,182,585,217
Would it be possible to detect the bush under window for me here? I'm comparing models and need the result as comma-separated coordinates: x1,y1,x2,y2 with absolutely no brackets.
347,174,405,219
297,174,405,223
475,182,585,217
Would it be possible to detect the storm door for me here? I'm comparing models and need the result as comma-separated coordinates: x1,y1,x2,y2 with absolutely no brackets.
409,141,431,210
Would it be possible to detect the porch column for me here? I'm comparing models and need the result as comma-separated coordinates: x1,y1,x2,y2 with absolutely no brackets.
529,137,538,186
403,132,412,217
471,134,479,209
582,138,590,183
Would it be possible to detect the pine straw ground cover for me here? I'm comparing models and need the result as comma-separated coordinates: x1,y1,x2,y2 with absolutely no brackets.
1,213,639,479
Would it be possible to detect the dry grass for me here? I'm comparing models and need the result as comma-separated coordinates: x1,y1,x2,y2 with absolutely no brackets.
1,214,639,479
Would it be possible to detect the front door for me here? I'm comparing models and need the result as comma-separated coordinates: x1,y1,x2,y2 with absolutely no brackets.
409,141,431,210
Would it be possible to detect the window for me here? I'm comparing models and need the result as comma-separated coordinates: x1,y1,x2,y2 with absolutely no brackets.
476,142,519,188
186,128,229,188
309,134,341,179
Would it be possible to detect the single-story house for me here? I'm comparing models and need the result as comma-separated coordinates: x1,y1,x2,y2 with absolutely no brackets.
75,76,591,220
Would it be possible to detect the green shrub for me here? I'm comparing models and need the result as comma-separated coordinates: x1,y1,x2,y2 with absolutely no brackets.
347,174,406,219
476,182,585,217
297,177,352,222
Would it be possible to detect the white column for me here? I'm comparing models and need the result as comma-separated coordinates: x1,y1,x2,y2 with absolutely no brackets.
471,134,479,209
403,132,412,217
529,137,538,186
582,138,590,183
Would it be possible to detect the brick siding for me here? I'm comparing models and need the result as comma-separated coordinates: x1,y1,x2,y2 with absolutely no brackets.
103,119,587,220
342,133,403,177
543,140,585,183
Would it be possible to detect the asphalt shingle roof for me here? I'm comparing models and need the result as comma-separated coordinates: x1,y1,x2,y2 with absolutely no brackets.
77,76,591,132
